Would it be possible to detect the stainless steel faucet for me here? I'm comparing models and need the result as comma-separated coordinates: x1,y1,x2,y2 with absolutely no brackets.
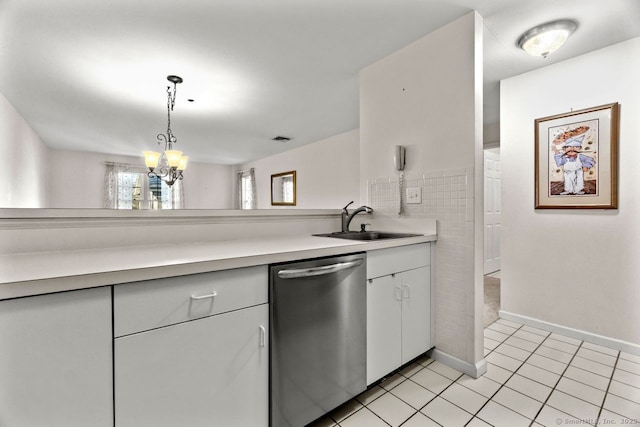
341,201,373,232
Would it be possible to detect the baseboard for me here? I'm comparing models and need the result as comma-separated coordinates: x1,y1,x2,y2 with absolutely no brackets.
499,310,640,356
429,348,487,379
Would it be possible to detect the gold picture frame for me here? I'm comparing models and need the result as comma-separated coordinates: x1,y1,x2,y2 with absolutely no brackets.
534,102,619,209
271,170,296,206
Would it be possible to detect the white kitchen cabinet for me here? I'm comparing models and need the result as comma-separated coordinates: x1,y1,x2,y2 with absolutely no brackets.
0,287,113,427
367,274,402,383
399,266,432,363
367,243,431,385
114,266,269,427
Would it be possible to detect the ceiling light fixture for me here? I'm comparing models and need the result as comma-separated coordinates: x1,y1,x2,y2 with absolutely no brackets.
517,19,577,58
143,75,189,186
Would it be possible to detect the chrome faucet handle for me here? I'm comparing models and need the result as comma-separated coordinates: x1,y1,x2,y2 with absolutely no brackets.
342,201,354,211
360,223,371,232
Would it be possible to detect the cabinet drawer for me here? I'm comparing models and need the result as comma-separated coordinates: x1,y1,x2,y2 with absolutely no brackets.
367,243,430,279
114,265,267,337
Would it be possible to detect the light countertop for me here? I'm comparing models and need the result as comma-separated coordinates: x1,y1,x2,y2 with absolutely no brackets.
0,234,436,300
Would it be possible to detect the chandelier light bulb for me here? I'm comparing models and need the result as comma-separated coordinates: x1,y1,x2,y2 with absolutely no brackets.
143,151,161,169
178,156,189,171
165,150,183,168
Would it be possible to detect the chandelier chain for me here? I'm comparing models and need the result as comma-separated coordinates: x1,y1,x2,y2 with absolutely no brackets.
166,82,178,146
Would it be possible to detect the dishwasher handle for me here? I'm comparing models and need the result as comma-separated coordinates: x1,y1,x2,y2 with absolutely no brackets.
277,258,364,279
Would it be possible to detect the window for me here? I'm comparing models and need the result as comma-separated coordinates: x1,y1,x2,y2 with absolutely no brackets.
237,168,256,209
116,171,144,210
148,175,180,209
104,163,183,209
241,174,253,209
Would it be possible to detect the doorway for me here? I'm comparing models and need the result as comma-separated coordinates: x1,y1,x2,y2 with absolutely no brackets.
483,148,501,326
484,149,501,274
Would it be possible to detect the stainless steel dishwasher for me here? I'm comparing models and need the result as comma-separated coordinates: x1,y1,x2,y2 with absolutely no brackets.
270,253,366,427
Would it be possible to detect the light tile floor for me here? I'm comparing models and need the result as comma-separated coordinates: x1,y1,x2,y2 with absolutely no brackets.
308,319,640,426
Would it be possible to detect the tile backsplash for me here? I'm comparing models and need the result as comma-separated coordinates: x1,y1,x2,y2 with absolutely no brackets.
368,168,473,225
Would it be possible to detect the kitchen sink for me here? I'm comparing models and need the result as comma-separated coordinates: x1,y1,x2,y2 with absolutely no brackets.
314,231,423,241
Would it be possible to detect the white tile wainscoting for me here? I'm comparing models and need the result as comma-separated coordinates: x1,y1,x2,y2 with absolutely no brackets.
368,168,477,363
309,318,640,427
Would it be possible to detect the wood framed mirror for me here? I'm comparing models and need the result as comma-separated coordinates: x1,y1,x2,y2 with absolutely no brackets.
271,171,296,206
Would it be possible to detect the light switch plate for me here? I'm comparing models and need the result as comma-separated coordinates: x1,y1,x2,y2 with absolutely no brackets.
406,187,422,204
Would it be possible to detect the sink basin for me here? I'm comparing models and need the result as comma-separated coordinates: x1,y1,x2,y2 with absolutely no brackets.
314,231,423,241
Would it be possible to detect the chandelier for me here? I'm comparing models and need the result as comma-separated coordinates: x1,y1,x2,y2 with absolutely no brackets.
143,75,188,186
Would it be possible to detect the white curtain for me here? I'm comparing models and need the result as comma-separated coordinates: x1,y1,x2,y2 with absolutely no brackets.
235,170,243,209
249,168,257,209
104,162,129,209
236,168,257,209
171,179,184,209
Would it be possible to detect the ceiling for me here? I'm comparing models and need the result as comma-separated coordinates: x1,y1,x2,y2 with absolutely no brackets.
1,0,639,165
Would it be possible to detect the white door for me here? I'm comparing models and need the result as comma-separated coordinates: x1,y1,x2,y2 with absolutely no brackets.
484,150,501,274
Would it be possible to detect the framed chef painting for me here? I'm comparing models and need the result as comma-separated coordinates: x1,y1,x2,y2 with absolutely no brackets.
534,102,619,209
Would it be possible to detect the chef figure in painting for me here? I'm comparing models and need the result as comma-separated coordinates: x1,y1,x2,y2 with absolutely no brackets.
554,135,595,195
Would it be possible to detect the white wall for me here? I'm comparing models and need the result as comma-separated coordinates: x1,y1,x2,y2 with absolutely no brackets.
48,150,125,209
239,129,360,209
181,161,233,209
0,92,49,208
47,150,233,209
501,37,640,345
360,12,484,368
483,121,500,148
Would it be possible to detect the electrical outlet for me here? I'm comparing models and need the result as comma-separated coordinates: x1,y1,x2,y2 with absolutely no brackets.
406,187,422,204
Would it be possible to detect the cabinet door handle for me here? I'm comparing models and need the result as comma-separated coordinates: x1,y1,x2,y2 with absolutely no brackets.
403,285,411,299
259,325,266,347
395,286,403,301
190,291,217,301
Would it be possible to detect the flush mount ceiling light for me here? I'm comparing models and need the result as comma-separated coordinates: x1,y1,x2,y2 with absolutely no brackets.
517,19,578,58
143,75,189,186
